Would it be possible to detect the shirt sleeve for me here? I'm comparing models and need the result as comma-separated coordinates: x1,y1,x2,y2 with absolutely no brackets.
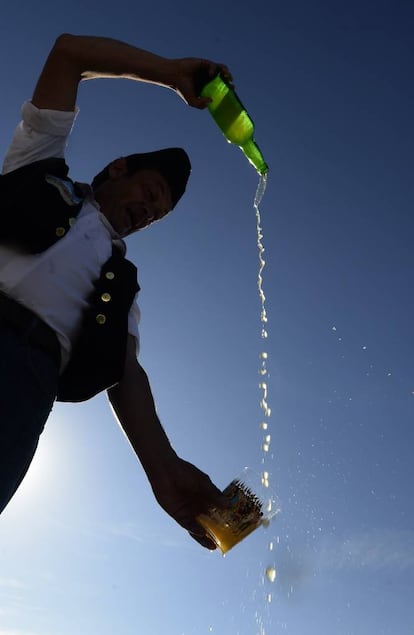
2,101,79,175
127,296,141,353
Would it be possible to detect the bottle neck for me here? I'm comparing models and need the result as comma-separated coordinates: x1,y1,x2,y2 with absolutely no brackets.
241,139,269,175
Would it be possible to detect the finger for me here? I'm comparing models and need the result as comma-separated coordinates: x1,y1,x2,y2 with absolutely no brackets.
170,506,207,536
182,517,217,550
214,63,234,87
200,60,233,87
185,519,206,536
194,95,212,109
188,528,217,550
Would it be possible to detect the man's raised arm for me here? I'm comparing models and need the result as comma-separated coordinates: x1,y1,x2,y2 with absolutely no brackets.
32,33,232,112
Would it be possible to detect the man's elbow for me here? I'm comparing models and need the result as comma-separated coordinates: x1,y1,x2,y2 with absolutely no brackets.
107,356,147,402
52,33,79,59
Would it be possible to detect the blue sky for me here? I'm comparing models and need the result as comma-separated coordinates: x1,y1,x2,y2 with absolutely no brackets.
1,1,413,634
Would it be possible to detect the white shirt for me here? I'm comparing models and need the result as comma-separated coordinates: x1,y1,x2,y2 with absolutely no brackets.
0,101,140,367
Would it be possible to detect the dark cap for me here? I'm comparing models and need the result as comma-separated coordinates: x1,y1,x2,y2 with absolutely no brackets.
125,148,191,209
91,148,192,209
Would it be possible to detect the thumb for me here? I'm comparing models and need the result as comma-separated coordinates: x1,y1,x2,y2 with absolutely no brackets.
193,95,212,109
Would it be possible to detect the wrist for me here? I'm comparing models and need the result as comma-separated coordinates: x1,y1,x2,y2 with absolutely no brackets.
140,443,179,481
165,58,184,91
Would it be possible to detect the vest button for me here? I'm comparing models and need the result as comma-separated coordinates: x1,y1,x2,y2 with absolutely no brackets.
105,271,115,280
56,227,66,237
96,313,106,325
69,217,76,226
101,292,111,302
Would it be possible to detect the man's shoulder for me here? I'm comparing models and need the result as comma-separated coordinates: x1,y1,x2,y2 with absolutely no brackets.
0,158,72,197
2,101,79,176
1,157,69,180
0,156,84,254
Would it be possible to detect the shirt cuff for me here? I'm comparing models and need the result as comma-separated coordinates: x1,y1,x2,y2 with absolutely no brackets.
22,100,79,136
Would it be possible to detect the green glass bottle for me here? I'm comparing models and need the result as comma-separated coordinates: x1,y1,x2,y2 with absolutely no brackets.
200,74,269,175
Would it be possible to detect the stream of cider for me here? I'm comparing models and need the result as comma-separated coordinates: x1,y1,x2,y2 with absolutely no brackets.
253,173,278,634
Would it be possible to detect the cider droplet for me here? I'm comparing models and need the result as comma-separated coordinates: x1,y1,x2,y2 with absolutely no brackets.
266,566,276,583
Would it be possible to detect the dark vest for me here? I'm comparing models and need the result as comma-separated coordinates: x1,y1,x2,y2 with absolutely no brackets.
0,158,140,402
